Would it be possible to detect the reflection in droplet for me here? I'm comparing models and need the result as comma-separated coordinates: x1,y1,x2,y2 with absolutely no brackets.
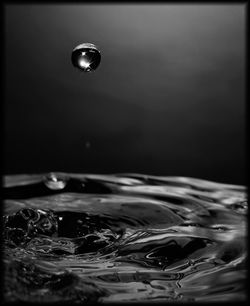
71,43,101,72
43,173,67,190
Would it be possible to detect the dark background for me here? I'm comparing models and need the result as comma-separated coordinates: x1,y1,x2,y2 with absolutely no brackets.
3,4,246,184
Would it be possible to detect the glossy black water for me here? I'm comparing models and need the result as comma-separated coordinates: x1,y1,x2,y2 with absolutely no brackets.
3,173,247,303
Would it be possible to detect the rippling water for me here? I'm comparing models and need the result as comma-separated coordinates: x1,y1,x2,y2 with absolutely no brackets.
2,173,247,303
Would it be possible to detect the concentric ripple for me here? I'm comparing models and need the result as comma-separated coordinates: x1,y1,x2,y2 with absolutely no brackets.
2,173,247,303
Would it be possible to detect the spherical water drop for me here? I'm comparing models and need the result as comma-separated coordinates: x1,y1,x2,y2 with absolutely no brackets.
71,43,101,72
43,173,67,190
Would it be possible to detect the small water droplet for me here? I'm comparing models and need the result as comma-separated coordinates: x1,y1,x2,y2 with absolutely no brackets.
211,225,230,231
71,43,101,72
43,173,67,190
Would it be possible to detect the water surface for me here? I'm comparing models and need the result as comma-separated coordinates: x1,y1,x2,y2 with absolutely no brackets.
3,173,247,303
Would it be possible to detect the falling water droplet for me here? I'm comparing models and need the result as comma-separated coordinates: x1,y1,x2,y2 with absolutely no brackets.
71,43,101,72
43,173,67,190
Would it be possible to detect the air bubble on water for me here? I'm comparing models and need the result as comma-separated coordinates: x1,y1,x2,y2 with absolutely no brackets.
43,173,67,190
71,43,101,72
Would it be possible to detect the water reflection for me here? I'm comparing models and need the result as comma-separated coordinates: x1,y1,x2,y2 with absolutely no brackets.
3,173,247,303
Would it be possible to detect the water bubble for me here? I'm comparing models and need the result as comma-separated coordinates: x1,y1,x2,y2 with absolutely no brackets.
43,173,67,190
71,43,101,72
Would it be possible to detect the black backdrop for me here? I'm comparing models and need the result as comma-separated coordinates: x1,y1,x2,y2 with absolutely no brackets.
3,4,246,184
